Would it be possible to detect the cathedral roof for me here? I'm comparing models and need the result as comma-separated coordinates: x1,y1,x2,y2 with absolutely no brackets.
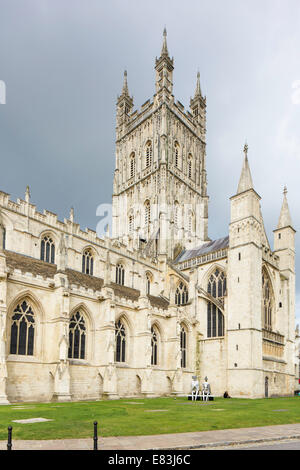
174,236,229,263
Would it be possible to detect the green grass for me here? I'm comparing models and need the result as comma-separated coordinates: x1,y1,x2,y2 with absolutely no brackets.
0,396,300,440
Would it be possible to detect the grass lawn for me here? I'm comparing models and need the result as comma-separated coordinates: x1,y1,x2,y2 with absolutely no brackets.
0,396,300,440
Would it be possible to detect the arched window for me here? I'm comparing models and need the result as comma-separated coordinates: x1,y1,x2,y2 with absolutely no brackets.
207,269,226,338
175,282,189,306
145,141,152,167
188,154,192,179
130,152,135,178
262,269,273,330
10,300,35,356
40,235,55,264
144,200,151,228
180,324,187,368
146,272,152,295
115,319,126,362
116,263,125,285
82,248,94,275
151,326,158,365
68,311,86,359
174,142,180,167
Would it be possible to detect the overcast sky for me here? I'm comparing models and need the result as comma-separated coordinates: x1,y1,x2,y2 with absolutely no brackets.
0,0,299,323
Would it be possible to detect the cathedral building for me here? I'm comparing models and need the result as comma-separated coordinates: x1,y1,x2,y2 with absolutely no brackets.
0,30,296,403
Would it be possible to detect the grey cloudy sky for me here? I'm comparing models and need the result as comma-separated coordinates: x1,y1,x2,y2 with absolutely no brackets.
0,0,300,322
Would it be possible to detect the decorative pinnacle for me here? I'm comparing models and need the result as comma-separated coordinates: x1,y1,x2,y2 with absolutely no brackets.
122,69,129,95
161,27,169,56
194,71,201,97
283,185,287,196
243,141,248,158
25,185,30,203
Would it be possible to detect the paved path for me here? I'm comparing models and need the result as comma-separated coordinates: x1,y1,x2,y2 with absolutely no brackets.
1,423,300,450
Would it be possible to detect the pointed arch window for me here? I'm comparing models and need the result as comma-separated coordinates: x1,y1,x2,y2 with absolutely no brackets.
10,300,35,356
180,324,187,368
175,282,189,306
146,272,152,295
207,269,226,338
82,248,94,275
68,311,86,359
151,326,158,365
115,319,126,362
262,269,273,331
116,263,125,286
146,141,152,168
41,235,55,264
130,152,136,178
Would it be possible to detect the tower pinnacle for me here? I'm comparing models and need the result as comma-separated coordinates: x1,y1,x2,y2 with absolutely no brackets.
161,27,169,57
237,142,254,194
277,186,293,229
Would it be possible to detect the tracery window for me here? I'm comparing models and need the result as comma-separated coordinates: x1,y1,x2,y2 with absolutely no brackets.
207,269,226,338
40,235,55,264
262,269,273,330
115,319,126,362
116,263,125,286
82,248,94,275
151,326,158,365
180,324,187,368
146,141,152,167
10,300,35,356
175,282,189,306
68,311,86,359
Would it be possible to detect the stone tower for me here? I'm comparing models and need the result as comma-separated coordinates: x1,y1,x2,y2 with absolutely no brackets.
227,144,264,397
112,29,210,259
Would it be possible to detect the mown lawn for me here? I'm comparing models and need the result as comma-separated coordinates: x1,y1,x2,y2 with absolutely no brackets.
0,396,300,440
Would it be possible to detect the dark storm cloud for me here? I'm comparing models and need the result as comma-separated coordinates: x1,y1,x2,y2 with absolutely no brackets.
0,0,300,320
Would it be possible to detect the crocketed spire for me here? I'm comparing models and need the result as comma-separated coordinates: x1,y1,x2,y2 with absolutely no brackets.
194,71,202,97
237,142,254,194
277,186,293,229
161,27,169,57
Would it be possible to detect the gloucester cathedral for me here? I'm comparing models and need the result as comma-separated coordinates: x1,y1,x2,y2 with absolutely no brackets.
0,30,296,403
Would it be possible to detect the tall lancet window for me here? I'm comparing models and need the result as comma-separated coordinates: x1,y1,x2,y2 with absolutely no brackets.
151,326,158,366
174,201,179,227
41,235,55,264
180,324,187,368
207,269,226,338
262,269,273,331
145,141,152,167
115,319,126,362
10,300,35,356
82,249,94,275
68,311,86,359
146,272,152,295
130,152,135,178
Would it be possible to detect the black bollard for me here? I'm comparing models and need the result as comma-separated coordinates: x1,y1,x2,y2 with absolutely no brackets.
7,426,12,451
93,421,98,451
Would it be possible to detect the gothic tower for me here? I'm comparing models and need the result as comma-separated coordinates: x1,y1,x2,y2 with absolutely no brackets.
112,30,210,259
